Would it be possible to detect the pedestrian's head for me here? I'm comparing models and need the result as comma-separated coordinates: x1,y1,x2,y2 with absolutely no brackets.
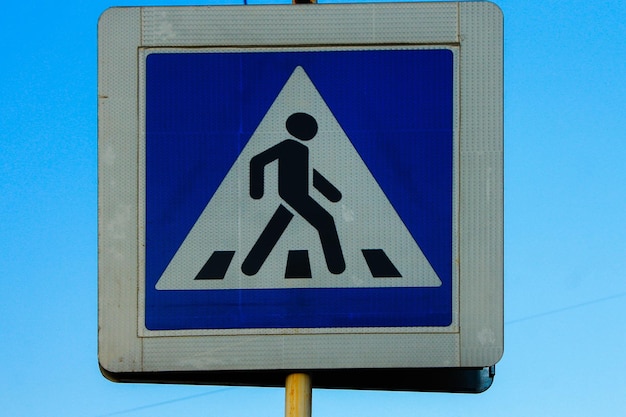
286,112,317,141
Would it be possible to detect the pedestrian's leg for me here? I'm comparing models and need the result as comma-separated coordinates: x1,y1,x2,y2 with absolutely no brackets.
242,205,293,276
317,218,345,274
293,199,345,274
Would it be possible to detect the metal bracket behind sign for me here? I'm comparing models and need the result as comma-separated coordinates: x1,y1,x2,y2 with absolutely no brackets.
100,366,495,394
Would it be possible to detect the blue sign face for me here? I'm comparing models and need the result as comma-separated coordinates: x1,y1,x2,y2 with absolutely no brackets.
145,49,454,330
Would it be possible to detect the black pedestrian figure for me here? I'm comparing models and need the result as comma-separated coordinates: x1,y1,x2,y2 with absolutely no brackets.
242,112,346,276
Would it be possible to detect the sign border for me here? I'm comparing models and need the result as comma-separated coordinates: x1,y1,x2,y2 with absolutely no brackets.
137,45,459,335
98,2,503,390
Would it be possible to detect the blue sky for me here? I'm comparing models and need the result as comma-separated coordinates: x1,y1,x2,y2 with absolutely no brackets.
1,0,625,416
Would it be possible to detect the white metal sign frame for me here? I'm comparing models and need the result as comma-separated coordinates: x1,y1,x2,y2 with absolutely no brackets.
98,2,503,391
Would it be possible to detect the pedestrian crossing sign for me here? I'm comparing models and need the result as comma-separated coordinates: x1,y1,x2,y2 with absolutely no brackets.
99,3,503,389
145,51,453,330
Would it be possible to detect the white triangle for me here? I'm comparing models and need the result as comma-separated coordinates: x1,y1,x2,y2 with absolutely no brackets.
156,66,442,290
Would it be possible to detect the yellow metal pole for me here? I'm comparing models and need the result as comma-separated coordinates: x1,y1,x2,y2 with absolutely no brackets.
285,373,312,417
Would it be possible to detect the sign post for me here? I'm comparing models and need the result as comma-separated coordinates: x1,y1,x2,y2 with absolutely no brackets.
98,2,503,393
285,373,312,417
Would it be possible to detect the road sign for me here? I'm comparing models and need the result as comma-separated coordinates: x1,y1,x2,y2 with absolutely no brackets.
148,55,450,330
99,3,503,392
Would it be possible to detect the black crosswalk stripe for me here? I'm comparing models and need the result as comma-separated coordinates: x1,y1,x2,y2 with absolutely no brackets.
361,249,402,278
194,249,401,280
285,250,312,278
194,251,235,280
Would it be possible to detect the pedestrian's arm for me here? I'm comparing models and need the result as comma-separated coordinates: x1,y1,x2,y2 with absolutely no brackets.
249,146,279,199
313,170,342,202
